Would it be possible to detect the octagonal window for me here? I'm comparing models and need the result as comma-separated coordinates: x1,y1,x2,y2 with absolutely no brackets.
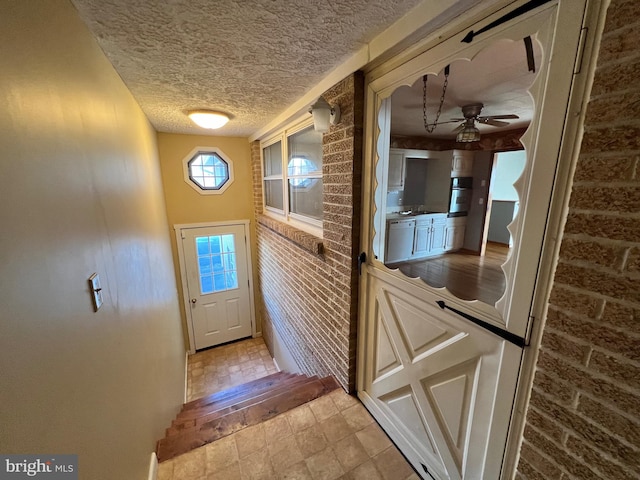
182,148,234,195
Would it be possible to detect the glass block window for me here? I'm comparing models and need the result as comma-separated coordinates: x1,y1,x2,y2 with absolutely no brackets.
182,148,234,195
195,234,238,294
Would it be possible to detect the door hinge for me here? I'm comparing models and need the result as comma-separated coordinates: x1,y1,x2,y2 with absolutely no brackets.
181,230,186,239
358,252,367,275
574,27,588,75
525,314,536,346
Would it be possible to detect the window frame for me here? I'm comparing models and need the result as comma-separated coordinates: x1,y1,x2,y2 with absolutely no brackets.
182,147,234,195
260,117,323,237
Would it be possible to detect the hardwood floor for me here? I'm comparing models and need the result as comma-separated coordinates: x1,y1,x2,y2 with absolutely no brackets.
387,242,510,305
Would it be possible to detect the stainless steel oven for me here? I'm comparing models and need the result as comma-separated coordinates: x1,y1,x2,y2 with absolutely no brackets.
449,177,473,216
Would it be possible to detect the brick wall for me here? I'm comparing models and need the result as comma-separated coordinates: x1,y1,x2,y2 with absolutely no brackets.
517,1,640,478
251,73,364,391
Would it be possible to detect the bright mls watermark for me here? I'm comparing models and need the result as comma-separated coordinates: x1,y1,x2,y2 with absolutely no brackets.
0,455,77,479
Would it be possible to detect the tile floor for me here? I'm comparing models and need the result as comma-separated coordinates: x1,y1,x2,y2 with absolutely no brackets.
163,337,418,480
186,337,279,402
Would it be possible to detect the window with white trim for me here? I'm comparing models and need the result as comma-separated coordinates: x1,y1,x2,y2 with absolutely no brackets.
182,147,234,195
261,119,323,233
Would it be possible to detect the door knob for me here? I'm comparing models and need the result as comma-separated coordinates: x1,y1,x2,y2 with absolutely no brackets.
191,298,197,304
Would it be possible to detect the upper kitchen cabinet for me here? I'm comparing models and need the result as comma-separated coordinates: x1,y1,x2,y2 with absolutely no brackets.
388,149,405,190
451,149,474,177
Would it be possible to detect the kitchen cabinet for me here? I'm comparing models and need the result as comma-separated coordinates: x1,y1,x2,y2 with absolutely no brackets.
445,216,467,251
411,214,447,259
451,149,474,177
388,150,405,190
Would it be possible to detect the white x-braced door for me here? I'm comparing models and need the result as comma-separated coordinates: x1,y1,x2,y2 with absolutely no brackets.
357,1,593,478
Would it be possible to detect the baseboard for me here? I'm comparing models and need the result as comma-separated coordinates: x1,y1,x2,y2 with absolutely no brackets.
272,357,281,372
184,351,189,404
147,452,158,480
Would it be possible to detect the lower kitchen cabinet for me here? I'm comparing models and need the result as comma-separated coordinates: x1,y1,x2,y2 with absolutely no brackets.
445,217,466,251
411,214,447,259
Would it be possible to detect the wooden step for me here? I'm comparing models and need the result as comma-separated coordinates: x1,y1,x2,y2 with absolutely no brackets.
156,375,340,462
169,374,314,434
181,371,298,412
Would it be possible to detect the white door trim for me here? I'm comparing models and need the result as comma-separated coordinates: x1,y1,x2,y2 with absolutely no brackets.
174,220,257,353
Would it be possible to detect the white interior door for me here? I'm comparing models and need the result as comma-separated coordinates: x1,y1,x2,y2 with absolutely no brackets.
358,1,591,478
181,224,252,350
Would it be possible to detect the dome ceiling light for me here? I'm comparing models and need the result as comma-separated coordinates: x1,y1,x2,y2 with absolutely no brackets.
188,110,230,129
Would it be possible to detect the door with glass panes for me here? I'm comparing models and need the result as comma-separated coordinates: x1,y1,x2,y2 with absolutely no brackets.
182,224,252,350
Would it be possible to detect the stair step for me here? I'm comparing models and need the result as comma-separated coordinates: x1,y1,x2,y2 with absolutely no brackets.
181,371,297,412
169,375,321,435
169,374,315,434
156,375,340,462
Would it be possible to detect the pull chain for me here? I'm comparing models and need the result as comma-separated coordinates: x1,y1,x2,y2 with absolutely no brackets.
423,65,450,133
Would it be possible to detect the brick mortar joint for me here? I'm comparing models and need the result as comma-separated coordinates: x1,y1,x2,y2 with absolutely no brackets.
527,392,640,456
561,232,639,248
594,51,640,71
537,349,640,397
547,302,640,335
566,208,640,219
557,258,639,277
520,432,586,479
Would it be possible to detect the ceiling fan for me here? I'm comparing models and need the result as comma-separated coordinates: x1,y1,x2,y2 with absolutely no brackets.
450,103,519,142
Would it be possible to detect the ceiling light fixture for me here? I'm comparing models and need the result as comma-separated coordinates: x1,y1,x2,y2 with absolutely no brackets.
188,110,229,129
456,118,481,143
309,97,340,133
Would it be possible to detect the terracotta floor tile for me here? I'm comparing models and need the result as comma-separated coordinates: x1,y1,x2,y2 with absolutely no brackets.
328,390,360,412
268,435,304,473
354,424,392,457
295,425,328,457
286,405,317,433
304,447,345,480
207,461,242,480
264,414,293,443
235,423,267,459
343,460,383,480
240,448,276,480
278,460,314,480
331,434,369,472
173,448,206,479
157,459,174,480
341,404,373,432
205,435,238,473
372,446,413,480
318,414,352,443
308,395,338,422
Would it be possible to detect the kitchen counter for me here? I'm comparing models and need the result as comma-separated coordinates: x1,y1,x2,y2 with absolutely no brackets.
387,211,447,220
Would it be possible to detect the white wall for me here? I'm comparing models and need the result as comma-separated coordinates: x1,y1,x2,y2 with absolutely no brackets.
0,2,185,478
490,150,526,201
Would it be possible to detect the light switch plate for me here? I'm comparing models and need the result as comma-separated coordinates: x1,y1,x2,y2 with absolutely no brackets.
89,273,103,312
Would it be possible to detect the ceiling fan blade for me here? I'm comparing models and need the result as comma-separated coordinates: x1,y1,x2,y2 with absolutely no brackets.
452,124,465,133
449,117,465,122
483,114,519,120
483,119,510,127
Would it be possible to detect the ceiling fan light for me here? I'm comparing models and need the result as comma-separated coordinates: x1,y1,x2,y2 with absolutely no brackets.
456,124,480,143
188,110,229,129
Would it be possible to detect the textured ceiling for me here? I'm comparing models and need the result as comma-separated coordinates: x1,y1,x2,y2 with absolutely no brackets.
71,0,426,137
391,37,542,138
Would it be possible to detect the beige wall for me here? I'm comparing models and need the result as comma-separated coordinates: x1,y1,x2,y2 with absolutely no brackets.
156,134,256,344
0,2,185,479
